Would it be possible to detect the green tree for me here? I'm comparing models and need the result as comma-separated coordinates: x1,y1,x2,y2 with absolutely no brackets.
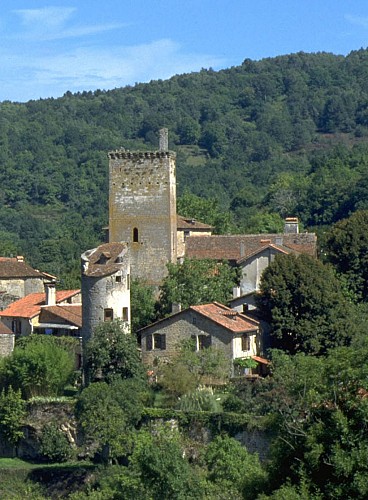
0,386,26,446
326,210,368,301
177,190,235,234
159,258,238,314
85,320,145,383
257,254,355,354
204,435,267,499
75,378,145,462
0,336,75,399
130,279,157,333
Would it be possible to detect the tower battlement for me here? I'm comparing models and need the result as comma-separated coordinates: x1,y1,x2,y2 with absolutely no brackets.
108,150,176,161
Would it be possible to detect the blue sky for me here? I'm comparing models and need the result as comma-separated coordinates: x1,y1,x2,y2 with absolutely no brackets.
1,1,368,102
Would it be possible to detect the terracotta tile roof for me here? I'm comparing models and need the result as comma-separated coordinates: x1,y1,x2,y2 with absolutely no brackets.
0,257,46,279
39,305,82,328
82,242,128,277
177,215,213,231
185,232,317,262
0,290,80,319
252,355,270,365
0,322,13,334
190,302,259,333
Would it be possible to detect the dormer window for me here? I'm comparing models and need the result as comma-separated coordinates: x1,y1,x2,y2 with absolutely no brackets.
133,227,139,243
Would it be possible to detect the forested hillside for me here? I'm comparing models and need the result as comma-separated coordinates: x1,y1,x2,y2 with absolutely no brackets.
2,48,368,283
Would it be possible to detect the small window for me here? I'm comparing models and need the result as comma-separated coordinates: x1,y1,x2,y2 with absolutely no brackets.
154,333,166,350
242,304,249,313
104,308,114,322
192,317,197,325
133,227,139,243
127,273,130,290
115,275,122,283
241,335,251,351
12,319,22,335
198,335,211,350
146,335,153,351
122,307,129,322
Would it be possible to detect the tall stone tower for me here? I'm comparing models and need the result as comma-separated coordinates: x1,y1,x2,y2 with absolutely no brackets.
108,129,177,287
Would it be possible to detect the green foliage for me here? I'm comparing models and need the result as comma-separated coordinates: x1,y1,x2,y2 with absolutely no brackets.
203,435,267,499
75,378,145,462
128,427,205,499
257,253,356,354
39,423,72,463
326,210,368,301
0,386,26,445
177,388,222,412
130,279,157,334
85,320,145,383
264,345,368,499
159,258,238,314
0,336,75,399
177,190,235,234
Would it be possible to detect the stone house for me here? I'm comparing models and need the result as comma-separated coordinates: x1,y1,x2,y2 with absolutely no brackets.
0,256,56,311
139,302,261,376
0,286,81,338
176,216,213,260
81,242,130,345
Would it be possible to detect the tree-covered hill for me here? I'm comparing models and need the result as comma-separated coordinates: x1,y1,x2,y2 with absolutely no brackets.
2,48,368,283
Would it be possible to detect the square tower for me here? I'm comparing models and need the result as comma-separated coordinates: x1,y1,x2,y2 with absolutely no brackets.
108,129,177,287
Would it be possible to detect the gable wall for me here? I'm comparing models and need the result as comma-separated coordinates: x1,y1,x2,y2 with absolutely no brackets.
141,309,234,366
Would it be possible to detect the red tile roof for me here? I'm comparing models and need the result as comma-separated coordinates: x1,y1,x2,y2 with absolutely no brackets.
190,302,259,333
0,290,80,319
185,233,317,261
39,305,82,328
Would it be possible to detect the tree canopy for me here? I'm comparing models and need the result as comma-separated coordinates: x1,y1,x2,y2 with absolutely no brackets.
159,258,238,314
257,254,356,354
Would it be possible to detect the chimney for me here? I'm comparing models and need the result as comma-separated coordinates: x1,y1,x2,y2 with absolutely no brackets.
172,302,182,314
159,128,168,151
284,217,299,234
240,241,245,258
16,256,24,262
233,287,241,299
45,282,56,306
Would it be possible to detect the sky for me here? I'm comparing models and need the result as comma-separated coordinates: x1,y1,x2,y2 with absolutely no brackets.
1,1,368,102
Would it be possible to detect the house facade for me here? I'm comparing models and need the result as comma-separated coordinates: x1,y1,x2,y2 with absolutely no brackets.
139,302,260,376
0,287,81,338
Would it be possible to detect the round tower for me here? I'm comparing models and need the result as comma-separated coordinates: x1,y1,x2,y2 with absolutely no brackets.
81,242,130,346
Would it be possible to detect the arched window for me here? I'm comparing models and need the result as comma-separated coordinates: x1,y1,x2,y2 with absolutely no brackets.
133,227,139,243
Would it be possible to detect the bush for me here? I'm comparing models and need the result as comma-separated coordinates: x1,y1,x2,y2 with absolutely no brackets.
39,423,72,462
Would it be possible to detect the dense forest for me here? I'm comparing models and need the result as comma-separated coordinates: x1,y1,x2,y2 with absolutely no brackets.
2,49,368,283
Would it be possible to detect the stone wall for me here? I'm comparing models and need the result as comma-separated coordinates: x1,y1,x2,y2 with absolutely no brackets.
108,150,177,287
0,333,14,357
141,309,233,368
81,270,130,344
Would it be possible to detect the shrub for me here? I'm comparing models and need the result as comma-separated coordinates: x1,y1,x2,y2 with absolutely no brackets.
39,423,72,462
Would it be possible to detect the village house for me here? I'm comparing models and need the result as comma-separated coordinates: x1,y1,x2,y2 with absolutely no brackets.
0,256,56,311
0,284,81,337
139,301,263,376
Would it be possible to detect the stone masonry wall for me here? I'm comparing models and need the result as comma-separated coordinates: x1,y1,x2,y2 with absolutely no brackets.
108,151,177,287
0,333,15,357
141,309,233,370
